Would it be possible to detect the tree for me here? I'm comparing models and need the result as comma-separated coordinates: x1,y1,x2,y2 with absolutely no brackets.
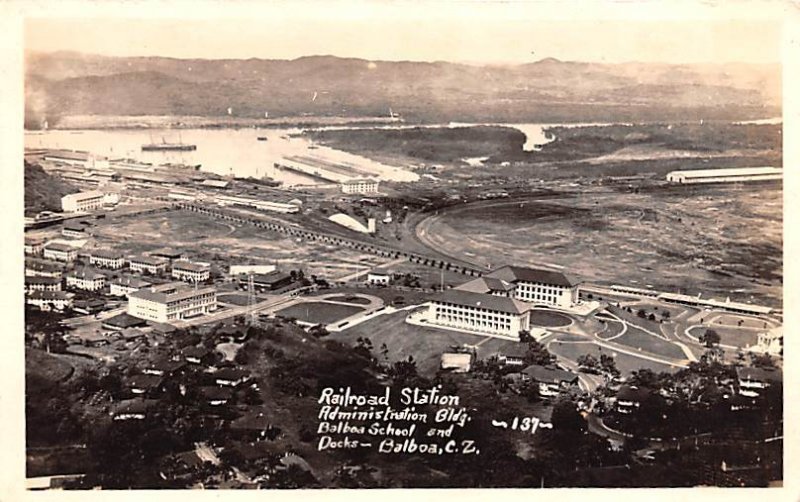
599,354,620,379
524,340,556,366
699,328,721,348
577,354,599,373
637,309,647,319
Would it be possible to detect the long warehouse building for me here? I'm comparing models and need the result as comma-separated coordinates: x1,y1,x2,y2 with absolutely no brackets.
666,167,782,184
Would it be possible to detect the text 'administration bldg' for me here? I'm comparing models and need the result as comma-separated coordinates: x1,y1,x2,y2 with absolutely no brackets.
128,282,217,323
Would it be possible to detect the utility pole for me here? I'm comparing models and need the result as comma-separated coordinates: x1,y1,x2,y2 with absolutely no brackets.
247,273,256,325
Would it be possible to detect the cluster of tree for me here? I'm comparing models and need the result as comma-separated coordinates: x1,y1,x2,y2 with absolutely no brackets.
577,353,620,379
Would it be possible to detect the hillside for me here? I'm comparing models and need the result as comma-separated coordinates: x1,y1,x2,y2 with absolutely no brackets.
25,52,781,127
24,160,78,213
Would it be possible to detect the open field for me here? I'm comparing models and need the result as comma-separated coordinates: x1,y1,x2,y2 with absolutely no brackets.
687,325,759,348
548,340,680,375
217,293,268,306
331,311,512,376
87,209,393,280
416,185,781,306
26,349,75,393
612,326,687,360
274,302,364,325
597,319,626,339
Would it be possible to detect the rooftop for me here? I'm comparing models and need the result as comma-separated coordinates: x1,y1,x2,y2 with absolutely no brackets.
112,276,151,288
63,190,104,200
89,249,124,260
456,277,516,294
486,265,578,288
736,366,783,383
172,260,210,273
342,178,378,185
25,276,62,285
129,282,216,304
44,243,77,253
68,269,105,280
28,291,71,301
129,255,170,266
617,385,652,402
668,167,783,178
432,289,531,315
520,364,578,384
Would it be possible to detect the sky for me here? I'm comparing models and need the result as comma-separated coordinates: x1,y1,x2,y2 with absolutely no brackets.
23,2,784,65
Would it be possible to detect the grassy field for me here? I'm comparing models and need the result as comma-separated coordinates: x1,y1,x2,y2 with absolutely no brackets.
612,326,687,360
529,309,572,328
217,293,268,306
596,319,625,339
687,325,759,348
548,340,680,375
275,302,364,324
331,311,511,376
26,349,75,393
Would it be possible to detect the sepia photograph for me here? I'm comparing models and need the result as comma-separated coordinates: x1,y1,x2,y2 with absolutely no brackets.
7,0,794,493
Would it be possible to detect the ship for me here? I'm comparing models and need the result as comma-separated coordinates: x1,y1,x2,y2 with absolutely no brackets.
141,133,197,151
257,136,268,141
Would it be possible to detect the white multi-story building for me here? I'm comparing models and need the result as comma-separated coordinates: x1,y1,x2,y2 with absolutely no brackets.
755,327,783,357
171,260,211,283
129,255,170,275
26,291,74,311
341,178,379,194
461,265,579,309
61,191,105,212
25,259,64,278
66,270,106,291
88,249,125,269
43,243,78,262
24,237,46,256
367,270,391,285
25,276,62,294
128,282,217,323
418,289,532,340
666,167,782,184
110,277,151,298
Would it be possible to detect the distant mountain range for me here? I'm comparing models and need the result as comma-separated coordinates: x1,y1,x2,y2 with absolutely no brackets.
25,51,781,127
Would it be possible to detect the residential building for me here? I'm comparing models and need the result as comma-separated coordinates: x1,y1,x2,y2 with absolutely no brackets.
129,255,169,275
129,375,165,396
518,365,579,398
199,386,234,406
110,277,151,297
25,276,62,294
341,178,380,194
171,260,211,283
25,258,64,278
112,398,157,421
43,243,78,262
88,249,125,269
66,270,106,291
181,346,214,365
213,368,251,387
736,367,782,398
479,265,581,309
26,291,73,311
497,344,529,366
616,386,651,414
143,359,187,377
72,298,106,315
229,412,275,441
128,282,217,322
24,237,46,256
61,223,88,239
150,249,184,262
61,190,105,212
417,289,532,339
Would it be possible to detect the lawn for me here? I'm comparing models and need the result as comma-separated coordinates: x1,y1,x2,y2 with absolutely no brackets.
687,325,759,348
529,309,572,328
26,348,75,393
612,326,687,360
596,319,625,340
548,340,680,375
217,293,267,306
275,301,364,325
331,311,498,376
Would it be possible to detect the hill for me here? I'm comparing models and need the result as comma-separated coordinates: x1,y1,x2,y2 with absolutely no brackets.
25,52,781,127
24,160,78,213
